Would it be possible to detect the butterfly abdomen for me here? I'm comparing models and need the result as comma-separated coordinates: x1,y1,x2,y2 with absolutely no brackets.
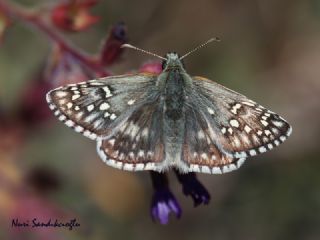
164,69,185,120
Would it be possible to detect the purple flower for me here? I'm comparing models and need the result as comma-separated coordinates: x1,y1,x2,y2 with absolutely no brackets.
174,170,211,207
150,172,182,224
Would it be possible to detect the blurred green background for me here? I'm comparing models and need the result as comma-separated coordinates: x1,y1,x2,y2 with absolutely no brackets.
0,0,320,239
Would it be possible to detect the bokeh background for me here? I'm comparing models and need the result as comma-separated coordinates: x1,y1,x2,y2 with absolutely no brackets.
0,0,320,239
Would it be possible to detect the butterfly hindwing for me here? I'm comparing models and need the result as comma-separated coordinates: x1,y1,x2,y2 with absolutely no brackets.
191,76,292,159
46,73,158,140
96,99,165,171
182,104,246,174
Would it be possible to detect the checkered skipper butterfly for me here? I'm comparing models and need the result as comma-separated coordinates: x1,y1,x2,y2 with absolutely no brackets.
46,38,292,174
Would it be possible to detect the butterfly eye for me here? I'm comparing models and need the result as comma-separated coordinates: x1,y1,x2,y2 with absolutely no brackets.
161,59,167,70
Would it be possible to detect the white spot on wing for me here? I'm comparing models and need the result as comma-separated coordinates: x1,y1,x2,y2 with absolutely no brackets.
272,120,284,128
280,136,286,142
197,130,205,139
141,128,149,137
144,163,155,170
261,120,269,126
87,104,94,112
67,102,73,109
58,115,66,121
201,166,211,174
75,126,84,132
258,146,267,153
201,153,208,160
65,120,74,127
249,149,257,156
108,139,115,146
127,99,136,105
242,101,255,107
236,158,246,168
99,102,110,111
72,94,80,100
110,113,117,120
231,103,242,114
49,104,55,110
207,107,215,115
135,163,145,171
138,150,144,158
56,91,68,98
230,119,240,128
123,163,134,171
244,125,252,133
222,164,237,173
103,86,113,97
264,130,271,136
211,167,223,174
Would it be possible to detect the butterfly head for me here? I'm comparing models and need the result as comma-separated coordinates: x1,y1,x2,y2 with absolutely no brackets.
162,52,185,71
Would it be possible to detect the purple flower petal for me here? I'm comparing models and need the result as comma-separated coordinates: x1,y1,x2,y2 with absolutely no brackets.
174,171,211,207
150,172,182,224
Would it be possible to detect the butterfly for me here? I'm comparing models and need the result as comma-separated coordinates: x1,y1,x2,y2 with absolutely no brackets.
46,38,292,174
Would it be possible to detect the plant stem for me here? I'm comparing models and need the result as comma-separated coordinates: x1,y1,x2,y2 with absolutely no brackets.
0,0,111,77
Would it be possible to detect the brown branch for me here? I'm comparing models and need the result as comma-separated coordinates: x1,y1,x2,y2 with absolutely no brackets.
0,0,111,77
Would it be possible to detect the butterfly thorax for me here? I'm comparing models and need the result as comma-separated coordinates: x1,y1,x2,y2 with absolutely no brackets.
159,53,191,121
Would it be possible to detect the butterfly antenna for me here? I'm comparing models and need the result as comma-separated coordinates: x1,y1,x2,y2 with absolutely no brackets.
179,37,221,60
121,44,167,60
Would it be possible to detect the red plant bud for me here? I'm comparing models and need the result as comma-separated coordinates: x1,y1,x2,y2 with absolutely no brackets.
51,0,100,32
99,22,127,66
0,9,10,44
139,61,162,74
18,72,53,126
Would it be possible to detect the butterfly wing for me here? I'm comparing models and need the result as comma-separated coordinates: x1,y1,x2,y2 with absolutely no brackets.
190,76,292,159
97,100,165,171
182,104,246,174
46,73,158,140
47,73,167,172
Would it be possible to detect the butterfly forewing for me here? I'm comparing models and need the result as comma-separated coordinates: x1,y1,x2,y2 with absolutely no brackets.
192,76,292,159
46,73,158,140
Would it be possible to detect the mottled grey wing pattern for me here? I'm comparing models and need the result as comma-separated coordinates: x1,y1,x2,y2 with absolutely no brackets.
191,76,292,159
97,100,165,171
182,104,246,174
47,73,166,172
46,73,158,140
46,71,292,174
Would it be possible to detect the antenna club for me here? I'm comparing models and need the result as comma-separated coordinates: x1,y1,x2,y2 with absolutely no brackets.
121,43,133,49
212,37,221,42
